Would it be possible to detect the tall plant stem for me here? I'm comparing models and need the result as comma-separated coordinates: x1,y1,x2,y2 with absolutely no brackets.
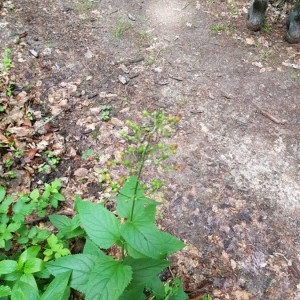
129,142,149,222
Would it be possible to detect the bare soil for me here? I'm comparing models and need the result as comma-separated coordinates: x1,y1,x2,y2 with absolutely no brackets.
1,0,300,299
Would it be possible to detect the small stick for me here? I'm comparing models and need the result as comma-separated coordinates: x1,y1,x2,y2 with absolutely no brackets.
258,109,286,125
169,74,183,81
32,113,61,134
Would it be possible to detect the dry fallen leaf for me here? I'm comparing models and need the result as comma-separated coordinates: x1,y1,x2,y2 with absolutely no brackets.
24,148,37,162
74,167,89,177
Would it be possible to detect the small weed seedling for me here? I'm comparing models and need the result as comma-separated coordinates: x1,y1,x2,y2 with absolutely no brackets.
262,21,271,33
210,23,226,34
101,105,112,121
81,149,94,159
2,48,12,71
114,20,133,38
227,2,239,15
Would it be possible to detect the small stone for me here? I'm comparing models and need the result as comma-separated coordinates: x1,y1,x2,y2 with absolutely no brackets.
29,49,39,58
127,13,136,21
118,74,128,85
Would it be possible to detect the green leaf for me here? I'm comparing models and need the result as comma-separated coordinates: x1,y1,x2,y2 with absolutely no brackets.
24,258,44,274
86,257,132,300
83,239,106,257
46,254,98,294
0,285,11,297
18,246,41,267
121,257,169,299
41,271,71,300
47,234,58,248
0,260,18,274
0,195,13,214
119,287,146,300
117,176,159,223
121,222,184,259
49,215,83,239
124,257,170,286
49,214,72,230
30,189,39,201
81,149,94,159
51,193,65,201
76,198,120,249
0,186,6,202
19,273,38,290
11,280,40,300
166,278,188,300
146,277,165,298
6,222,21,232
2,268,22,281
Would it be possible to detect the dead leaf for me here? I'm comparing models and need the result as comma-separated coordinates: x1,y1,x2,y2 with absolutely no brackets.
8,126,31,137
74,167,89,177
24,148,37,162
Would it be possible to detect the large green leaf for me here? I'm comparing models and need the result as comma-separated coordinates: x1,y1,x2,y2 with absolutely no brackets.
76,199,120,249
0,260,18,274
46,254,97,294
48,214,72,230
121,257,170,300
120,257,169,299
119,285,146,300
146,276,165,299
83,239,106,257
41,271,71,300
121,222,184,259
117,176,158,223
11,280,40,300
86,256,132,300
124,257,169,286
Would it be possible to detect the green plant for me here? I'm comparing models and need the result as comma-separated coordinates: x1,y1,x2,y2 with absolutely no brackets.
210,23,226,33
227,2,238,15
262,21,271,33
260,50,271,60
45,111,186,299
290,72,299,81
0,245,72,299
101,105,112,121
164,277,187,299
4,159,13,169
0,104,5,112
2,48,12,71
7,1,15,10
0,112,186,299
151,179,165,191
43,234,71,262
13,149,25,158
201,294,213,300
39,151,60,173
45,151,60,166
73,0,93,11
6,86,12,97
146,56,154,65
114,20,133,38
81,149,94,159
0,179,65,250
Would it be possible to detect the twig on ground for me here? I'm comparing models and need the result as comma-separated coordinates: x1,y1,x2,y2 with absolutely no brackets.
258,109,286,124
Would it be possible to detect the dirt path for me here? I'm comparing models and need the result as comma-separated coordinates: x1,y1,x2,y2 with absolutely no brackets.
1,0,300,299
